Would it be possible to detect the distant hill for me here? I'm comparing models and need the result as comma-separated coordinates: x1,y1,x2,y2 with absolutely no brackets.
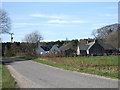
97,23,120,32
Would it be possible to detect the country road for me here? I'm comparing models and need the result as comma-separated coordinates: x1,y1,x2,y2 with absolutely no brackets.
3,58,118,88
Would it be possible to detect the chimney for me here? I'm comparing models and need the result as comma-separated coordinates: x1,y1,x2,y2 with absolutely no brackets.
87,39,92,44
87,40,92,44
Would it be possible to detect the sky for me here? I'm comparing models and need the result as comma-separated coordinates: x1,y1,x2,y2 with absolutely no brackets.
1,2,118,42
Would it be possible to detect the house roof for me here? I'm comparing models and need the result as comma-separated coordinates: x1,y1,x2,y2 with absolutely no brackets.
79,41,115,51
79,42,95,50
86,42,95,50
60,42,76,51
40,45,53,51
99,43,115,50
86,42,94,45
79,45,89,50
60,43,71,51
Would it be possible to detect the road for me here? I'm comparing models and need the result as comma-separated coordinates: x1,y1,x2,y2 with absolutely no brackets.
3,58,118,88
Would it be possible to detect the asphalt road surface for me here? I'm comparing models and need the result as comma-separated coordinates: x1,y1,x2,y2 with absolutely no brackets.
3,58,118,88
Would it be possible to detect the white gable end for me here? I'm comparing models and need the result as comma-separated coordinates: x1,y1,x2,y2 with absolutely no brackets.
50,45,61,52
36,46,45,54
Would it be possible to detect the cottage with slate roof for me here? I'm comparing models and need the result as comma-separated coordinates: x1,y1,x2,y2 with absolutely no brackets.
36,45,61,54
99,43,117,54
77,40,116,56
60,42,77,57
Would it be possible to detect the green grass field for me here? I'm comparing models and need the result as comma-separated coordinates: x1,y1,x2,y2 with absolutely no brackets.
0,64,17,88
18,55,119,79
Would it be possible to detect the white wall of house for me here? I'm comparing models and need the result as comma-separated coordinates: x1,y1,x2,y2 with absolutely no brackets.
87,49,89,55
77,45,80,55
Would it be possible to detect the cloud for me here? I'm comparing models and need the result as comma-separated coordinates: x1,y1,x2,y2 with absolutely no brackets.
13,19,86,29
104,14,118,19
13,22,50,26
48,20,66,23
104,14,112,17
29,13,88,23
93,23,106,26
13,23,36,28
48,19,86,24
92,23,111,30
13,22,62,28
30,14,65,19
105,6,118,9
30,14,45,17
98,13,117,19
13,22,45,28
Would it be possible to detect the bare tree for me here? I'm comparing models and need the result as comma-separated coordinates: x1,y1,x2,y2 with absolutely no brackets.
91,29,98,38
23,31,43,56
91,24,119,49
0,9,11,34
91,24,119,39
92,29,111,39
24,31,43,43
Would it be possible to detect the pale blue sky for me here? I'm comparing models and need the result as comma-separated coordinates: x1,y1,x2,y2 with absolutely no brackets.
2,2,118,42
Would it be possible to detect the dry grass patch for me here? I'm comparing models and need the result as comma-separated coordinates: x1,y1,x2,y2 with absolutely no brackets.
38,56,119,73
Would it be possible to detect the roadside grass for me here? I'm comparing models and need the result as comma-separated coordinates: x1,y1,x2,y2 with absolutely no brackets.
17,56,119,79
42,56,119,73
0,64,2,89
1,64,18,88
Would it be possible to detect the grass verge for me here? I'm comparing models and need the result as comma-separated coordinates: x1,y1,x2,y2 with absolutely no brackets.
0,65,2,89
1,64,18,88
18,56,118,79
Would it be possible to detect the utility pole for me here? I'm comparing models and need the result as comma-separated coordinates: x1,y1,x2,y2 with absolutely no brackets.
6,32,14,43
10,33,14,43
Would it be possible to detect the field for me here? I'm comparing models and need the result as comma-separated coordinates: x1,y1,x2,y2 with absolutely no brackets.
19,55,119,78
39,56,118,73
